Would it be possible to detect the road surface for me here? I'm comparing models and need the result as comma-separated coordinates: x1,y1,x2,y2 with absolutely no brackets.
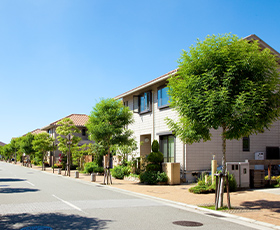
0,162,270,230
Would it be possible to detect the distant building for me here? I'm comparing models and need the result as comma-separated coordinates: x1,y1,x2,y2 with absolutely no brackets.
41,114,93,164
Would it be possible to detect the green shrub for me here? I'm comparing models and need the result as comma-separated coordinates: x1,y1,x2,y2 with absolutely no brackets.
140,171,158,184
111,165,131,179
70,164,78,170
146,163,161,172
146,140,163,173
32,156,42,166
152,140,159,152
84,162,104,174
140,171,168,184
228,174,237,192
157,172,168,183
147,152,164,165
189,173,236,194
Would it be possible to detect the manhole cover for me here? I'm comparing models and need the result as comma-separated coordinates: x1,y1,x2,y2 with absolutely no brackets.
20,226,53,230
173,221,203,227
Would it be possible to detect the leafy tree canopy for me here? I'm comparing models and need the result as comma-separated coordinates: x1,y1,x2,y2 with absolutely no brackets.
10,137,21,152
166,33,280,144
20,133,35,156
86,98,134,154
56,118,81,154
32,132,54,170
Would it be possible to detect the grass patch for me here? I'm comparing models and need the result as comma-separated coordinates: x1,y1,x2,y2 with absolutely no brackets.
200,205,230,211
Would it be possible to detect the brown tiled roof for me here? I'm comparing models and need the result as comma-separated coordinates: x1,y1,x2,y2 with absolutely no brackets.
22,128,46,136
41,114,89,130
0,141,6,146
31,129,46,135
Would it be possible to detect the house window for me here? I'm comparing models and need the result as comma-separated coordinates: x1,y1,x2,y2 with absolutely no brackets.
133,91,152,114
123,101,128,107
82,129,86,136
160,135,175,163
243,136,250,151
158,86,170,108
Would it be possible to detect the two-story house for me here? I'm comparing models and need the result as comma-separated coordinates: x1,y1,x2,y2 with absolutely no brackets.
115,34,280,182
41,114,93,164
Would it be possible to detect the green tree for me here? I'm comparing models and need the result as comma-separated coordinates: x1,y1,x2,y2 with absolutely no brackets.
86,98,134,161
88,142,106,167
32,132,54,170
2,144,12,161
112,140,138,166
56,118,81,176
166,33,280,207
0,145,3,160
72,143,88,171
10,137,22,163
20,133,35,166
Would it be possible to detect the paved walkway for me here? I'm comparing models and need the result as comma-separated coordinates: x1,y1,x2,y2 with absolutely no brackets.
19,163,280,227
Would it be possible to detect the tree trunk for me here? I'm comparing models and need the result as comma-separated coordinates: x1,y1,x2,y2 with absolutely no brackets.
42,154,44,171
67,150,70,177
217,124,227,208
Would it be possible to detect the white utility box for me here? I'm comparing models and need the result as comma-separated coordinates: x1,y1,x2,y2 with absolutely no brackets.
255,152,265,170
226,162,250,188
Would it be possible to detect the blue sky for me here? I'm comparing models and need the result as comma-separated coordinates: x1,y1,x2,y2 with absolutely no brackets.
1,0,280,144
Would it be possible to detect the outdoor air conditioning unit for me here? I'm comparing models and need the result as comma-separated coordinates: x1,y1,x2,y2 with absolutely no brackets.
226,162,249,188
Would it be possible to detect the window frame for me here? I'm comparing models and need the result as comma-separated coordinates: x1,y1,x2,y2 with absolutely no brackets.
157,85,170,109
242,136,250,152
159,134,176,163
133,91,152,114
82,129,86,136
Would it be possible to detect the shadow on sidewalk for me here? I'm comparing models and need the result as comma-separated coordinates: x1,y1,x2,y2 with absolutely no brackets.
0,213,112,230
240,199,280,212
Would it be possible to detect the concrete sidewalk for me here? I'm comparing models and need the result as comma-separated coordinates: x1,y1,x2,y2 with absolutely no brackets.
24,163,280,227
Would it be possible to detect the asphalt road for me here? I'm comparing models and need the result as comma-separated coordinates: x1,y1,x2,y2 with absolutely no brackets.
0,162,269,230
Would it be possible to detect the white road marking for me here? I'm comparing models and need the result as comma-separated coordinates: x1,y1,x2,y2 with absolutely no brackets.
52,194,86,213
26,181,35,186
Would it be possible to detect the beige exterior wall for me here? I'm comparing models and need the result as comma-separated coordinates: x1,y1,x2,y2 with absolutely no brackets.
122,77,280,182
123,81,185,175
185,120,280,180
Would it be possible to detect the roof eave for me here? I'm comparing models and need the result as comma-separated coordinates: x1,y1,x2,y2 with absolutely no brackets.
244,34,280,63
41,124,57,131
114,69,178,100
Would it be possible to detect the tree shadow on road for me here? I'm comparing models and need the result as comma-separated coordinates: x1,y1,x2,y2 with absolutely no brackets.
0,178,26,182
0,188,39,193
0,212,112,230
240,199,280,213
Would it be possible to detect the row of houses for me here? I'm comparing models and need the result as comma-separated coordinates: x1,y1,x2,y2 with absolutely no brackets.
4,34,280,182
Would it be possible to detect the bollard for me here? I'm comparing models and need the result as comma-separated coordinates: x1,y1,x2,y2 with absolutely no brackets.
75,171,79,178
91,173,96,182
58,168,61,175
